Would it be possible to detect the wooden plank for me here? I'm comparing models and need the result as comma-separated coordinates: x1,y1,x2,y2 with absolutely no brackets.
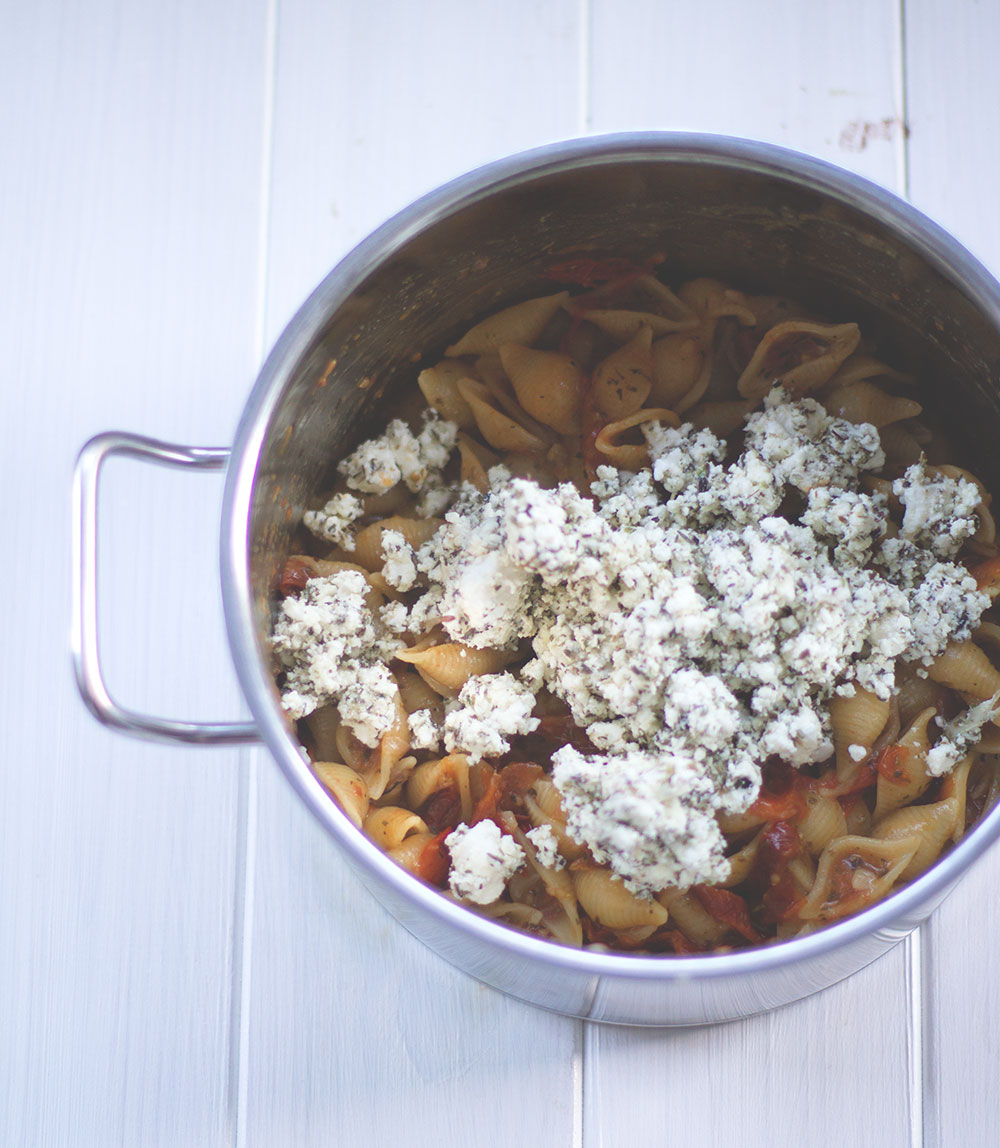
0,2,268,1145
581,3,914,1143
587,0,905,190
243,3,583,1144
262,0,584,347
904,3,1000,1144
587,950,912,1147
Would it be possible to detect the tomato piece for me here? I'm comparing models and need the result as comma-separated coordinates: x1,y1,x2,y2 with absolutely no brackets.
277,556,315,596
691,885,761,944
874,744,911,785
750,761,810,821
414,829,451,887
471,768,502,824
421,787,462,833
542,257,645,288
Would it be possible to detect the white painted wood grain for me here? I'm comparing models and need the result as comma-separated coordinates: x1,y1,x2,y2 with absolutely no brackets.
587,951,912,1148
586,0,906,190
0,2,268,1144
243,3,583,1144
904,3,1000,1144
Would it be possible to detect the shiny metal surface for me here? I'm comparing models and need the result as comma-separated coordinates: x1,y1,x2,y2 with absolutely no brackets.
72,431,261,746
221,133,1000,1022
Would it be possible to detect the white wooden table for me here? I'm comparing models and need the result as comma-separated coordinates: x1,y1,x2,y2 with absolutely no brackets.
4,3,999,1145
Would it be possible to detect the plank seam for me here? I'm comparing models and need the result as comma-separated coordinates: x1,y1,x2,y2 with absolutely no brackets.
906,930,925,1148
894,0,911,198
577,0,591,135
231,0,279,1141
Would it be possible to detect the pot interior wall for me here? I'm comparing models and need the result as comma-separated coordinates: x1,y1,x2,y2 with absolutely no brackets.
246,152,1000,667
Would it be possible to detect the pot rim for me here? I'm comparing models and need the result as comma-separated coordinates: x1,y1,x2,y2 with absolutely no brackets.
220,130,1000,982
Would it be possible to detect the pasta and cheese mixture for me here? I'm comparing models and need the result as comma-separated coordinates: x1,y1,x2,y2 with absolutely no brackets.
273,261,1000,953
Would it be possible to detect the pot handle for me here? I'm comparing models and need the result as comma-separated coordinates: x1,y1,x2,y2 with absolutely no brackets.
72,431,262,746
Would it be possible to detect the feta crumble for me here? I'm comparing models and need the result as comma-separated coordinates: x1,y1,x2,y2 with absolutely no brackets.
926,691,1000,776
443,672,540,763
526,823,564,869
445,820,525,904
379,530,417,592
302,492,364,550
338,411,458,495
398,393,990,893
407,707,440,752
893,462,981,558
272,570,402,745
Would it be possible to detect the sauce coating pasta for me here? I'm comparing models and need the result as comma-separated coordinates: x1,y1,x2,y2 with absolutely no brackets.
273,260,1000,954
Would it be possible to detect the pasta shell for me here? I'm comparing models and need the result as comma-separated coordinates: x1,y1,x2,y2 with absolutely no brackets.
874,706,936,819
359,694,414,800
456,432,498,492
798,793,849,856
395,643,513,696
498,343,583,430
657,889,728,947
895,668,949,728
687,399,755,438
741,294,810,329
456,377,549,453
873,798,960,880
446,291,569,356
879,423,924,467
364,806,429,850
303,703,341,762
583,309,698,341
594,407,680,470
417,360,477,429
736,321,861,400
822,380,922,427
718,831,762,887
928,640,1000,699
573,867,668,929
387,831,436,875
650,333,706,405
395,669,445,717
405,754,472,824
825,351,914,389
525,782,587,861
829,686,890,780
676,277,757,325
592,324,654,419
939,755,974,842
798,835,918,922
352,516,442,573
314,762,370,829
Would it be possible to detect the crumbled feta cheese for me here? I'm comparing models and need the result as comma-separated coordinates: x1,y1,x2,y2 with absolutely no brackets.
878,539,988,666
926,691,1000,776
848,743,868,762
893,462,980,558
526,823,564,869
743,386,884,491
445,820,525,904
287,388,992,896
443,672,540,762
272,570,402,744
338,412,458,494
407,707,440,751
552,745,731,894
379,600,410,634
379,530,417,591
302,492,364,550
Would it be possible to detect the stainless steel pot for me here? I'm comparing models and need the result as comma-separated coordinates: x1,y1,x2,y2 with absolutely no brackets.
74,133,1000,1025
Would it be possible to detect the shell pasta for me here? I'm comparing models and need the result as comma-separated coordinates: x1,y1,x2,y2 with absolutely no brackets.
273,258,1000,955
